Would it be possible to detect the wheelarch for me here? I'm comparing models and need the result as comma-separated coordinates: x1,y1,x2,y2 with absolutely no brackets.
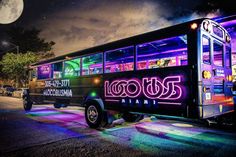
82,91,105,111
83,95,105,111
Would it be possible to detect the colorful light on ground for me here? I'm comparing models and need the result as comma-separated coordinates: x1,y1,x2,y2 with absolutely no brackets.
24,105,236,156
171,123,193,127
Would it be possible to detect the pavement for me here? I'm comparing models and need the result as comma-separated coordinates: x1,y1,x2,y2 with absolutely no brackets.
0,96,236,157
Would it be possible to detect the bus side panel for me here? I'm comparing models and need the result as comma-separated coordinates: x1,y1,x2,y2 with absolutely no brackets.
102,66,194,118
28,75,104,106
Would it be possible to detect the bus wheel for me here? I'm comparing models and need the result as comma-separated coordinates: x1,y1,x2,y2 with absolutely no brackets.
53,103,61,109
85,102,108,129
122,112,144,122
23,97,32,111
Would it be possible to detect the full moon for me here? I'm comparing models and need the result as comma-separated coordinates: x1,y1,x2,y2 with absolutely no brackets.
0,0,24,24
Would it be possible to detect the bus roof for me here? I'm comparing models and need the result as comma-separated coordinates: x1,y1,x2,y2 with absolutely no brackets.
32,18,209,67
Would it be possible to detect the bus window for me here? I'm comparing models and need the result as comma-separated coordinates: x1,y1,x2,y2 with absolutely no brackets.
213,41,223,67
225,46,231,68
37,64,52,80
64,58,81,78
136,35,188,70
82,53,103,75
53,62,63,79
202,35,210,64
29,68,36,81
105,46,134,73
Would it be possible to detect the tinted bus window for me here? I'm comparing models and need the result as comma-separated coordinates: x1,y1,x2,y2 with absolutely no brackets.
213,41,223,67
64,58,81,78
53,62,63,79
202,36,210,64
212,24,224,38
105,46,134,73
82,53,103,75
136,35,188,70
225,46,231,68
37,64,52,80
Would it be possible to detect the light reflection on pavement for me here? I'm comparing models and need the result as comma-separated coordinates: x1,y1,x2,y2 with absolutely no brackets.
27,105,236,151
1,96,236,157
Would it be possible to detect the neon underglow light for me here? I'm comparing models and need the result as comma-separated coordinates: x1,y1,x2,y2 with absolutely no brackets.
105,75,183,100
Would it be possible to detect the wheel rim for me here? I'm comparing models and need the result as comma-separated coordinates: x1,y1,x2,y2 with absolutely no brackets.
87,105,98,123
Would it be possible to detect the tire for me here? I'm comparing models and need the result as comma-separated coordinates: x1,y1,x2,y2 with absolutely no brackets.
53,103,61,109
23,96,32,111
122,112,144,122
85,101,108,129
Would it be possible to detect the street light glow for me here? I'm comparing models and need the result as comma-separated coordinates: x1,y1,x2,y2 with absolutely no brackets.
1,40,19,55
1,41,10,46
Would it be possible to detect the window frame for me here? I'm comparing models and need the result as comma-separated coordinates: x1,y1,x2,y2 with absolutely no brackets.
63,57,81,78
213,40,224,67
104,46,135,74
225,46,231,69
81,52,103,76
202,35,211,65
36,64,53,80
52,62,63,79
135,34,188,70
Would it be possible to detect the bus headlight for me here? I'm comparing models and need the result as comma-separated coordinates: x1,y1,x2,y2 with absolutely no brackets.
202,70,211,79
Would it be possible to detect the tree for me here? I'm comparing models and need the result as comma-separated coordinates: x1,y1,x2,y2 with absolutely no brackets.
5,26,55,54
0,52,38,87
0,26,56,85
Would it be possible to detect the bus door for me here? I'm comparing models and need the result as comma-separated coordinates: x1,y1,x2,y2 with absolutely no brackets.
200,31,233,118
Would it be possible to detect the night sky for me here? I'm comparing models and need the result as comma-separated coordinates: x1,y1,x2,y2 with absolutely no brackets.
0,0,235,56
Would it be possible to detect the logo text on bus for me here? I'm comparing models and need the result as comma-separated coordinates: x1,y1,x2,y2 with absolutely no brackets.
105,76,182,100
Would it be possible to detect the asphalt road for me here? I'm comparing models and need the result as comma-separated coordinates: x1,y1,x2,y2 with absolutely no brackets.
0,96,236,157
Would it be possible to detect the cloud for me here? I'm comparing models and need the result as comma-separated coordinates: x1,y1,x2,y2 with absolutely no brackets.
38,0,223,56
38,0,172,56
